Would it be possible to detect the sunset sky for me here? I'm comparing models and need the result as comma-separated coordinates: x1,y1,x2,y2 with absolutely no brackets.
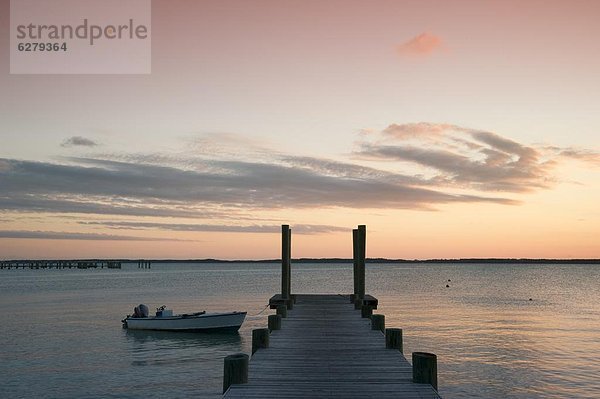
1,0,599,259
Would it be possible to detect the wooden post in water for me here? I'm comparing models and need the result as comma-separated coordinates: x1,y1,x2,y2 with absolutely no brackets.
281,225,291,301
223,353,249,393
371,314,385,332
412,352,438,390
268,314,282,332
357,225,366,300
385,328,403,352
351,229,359,303
252,328,269,355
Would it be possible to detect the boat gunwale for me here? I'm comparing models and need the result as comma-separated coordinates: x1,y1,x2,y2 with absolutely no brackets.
124,311,246,321
125,325,243,332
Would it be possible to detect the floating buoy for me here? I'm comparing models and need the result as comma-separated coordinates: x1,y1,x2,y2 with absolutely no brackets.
448,279,451,282
446,284,450,288
529,298,533,301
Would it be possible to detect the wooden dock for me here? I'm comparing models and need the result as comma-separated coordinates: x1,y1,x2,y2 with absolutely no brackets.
221,225,442,398
0,260,122,269
224,294,441,398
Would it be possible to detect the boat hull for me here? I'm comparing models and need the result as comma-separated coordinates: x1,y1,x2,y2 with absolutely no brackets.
124,312,246,332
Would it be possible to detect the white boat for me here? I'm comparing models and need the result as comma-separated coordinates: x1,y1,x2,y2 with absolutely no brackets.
122,305,246,332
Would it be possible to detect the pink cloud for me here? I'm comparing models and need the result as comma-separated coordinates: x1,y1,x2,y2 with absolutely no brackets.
397,32,443,57
383,122,457,139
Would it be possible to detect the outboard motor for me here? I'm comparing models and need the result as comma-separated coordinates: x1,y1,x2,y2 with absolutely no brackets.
133,304,150,318
138,304,149,318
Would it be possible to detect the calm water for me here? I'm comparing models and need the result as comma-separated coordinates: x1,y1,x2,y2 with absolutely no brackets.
1,262,599,398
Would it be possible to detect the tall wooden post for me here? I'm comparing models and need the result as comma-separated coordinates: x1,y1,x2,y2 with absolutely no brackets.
287,227,292,299
357,225,366,300
352,229,359,302
281,225,291,300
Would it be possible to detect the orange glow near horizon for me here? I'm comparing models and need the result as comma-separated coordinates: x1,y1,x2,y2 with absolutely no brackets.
1,0,599,259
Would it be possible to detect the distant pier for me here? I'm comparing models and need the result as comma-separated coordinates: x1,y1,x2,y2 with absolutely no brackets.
222,225,441,398
0,260,122,269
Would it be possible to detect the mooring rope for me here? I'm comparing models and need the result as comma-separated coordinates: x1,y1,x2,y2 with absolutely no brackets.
247,303,270,317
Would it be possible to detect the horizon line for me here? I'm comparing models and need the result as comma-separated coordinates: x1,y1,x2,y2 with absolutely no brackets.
1,257,599,264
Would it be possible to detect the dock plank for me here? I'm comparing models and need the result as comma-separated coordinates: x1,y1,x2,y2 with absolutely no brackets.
224,294,441,398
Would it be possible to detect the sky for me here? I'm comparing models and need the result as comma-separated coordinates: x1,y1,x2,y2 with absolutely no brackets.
1,0,599,259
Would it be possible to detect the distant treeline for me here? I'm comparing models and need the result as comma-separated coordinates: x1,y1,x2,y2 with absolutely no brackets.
122,258,600,264
3,258,599,264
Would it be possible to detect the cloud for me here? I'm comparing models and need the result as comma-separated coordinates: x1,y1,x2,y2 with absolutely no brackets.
0,230,186,241
382,123,459,139
545,147,600,165
2,127,592,245
79,221,347,235
3,124,593,226
356,123,597,192
61,136,98,147
397,32,443,57
188,132,279,161
0,156,513,217
0,195,221,219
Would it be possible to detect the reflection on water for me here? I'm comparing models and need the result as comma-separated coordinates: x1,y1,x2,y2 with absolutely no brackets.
125,329,242,348
0,262,599,398
125,330,242,369
374,263,600,399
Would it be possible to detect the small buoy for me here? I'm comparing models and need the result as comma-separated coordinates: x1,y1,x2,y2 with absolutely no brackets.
529,298,533,301
446,284,450,288
448,279,451,282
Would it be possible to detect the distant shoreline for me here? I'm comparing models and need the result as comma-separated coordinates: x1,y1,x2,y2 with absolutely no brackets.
2,258,600,264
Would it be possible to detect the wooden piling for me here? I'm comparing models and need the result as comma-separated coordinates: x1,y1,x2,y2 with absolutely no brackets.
371,314,385,332
276,305,287,318
268,314,282,332
354,298,362,310
412,352,438,390
252,328,269,355
281,225,291,300
361,305,373,318
287,228,291,299
223,295,440,399
223,353,249,393
357,225,366,300
385,328,403,352
352,228,359,301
